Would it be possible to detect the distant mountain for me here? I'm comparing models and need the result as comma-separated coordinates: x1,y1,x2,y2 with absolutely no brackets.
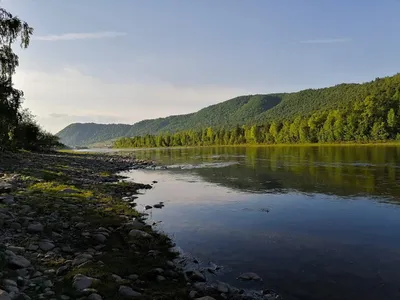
56,74,400,147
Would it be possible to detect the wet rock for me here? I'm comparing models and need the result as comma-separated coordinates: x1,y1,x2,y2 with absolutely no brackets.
238,272,262,281
118,286,141,298
145,205,152,210
39,241,55,252
128,229,152,239
27,222,44,233
153,203,164,209
187,270,206,282
195,297,216,300
123,220,145,230
217,282,230,293
8,255,31,269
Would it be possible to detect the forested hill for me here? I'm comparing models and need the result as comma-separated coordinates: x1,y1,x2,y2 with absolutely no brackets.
57,74,400,146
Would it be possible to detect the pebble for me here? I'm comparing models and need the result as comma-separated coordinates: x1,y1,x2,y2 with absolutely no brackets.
118,286,141,298
88,294,103,300
39,241,55,252
27,222,44,233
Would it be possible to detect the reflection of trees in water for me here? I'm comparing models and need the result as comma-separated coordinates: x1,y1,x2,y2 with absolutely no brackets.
133,146,400,199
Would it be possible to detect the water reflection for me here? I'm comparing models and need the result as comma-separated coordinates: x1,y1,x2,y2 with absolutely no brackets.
131,146,400,200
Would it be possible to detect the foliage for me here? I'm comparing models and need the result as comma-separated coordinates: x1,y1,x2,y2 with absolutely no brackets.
59,74,400,147
0,7,61,151
114,74,400,148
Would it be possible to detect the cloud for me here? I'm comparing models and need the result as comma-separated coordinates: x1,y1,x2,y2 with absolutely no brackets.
32,31,127,41
13,67,250,133
300,38,351,44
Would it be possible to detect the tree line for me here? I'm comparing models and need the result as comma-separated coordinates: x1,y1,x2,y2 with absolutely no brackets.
114,80,400,148
0,7,62,152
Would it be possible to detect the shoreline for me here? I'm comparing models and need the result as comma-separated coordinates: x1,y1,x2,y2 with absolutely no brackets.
0,151,277,300
112,141,400,151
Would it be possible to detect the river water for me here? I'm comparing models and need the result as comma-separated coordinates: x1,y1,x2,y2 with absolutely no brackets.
117,146,400,300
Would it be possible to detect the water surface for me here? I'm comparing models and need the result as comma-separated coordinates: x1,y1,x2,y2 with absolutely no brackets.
120,146,400,300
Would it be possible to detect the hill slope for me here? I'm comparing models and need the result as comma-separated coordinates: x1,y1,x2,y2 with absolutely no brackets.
57,74,400,146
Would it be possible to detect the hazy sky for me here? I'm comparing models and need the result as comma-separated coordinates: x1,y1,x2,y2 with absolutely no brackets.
3,0,400,133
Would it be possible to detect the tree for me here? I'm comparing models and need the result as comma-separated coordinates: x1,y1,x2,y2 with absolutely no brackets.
0,7,33,150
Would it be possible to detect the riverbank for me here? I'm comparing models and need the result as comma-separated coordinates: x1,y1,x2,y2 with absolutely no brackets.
0,151,277,300
113,140,400,150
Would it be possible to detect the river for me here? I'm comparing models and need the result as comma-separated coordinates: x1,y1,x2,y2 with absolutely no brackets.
115,146,400,300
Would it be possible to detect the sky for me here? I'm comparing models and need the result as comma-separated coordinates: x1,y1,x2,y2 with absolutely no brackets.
2,0,400,133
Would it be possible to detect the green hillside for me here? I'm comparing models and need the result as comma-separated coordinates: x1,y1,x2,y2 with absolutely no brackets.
57,74,400,147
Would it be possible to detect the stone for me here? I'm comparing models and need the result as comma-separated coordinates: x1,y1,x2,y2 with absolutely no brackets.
27,223,44,233
238,272,262,281
43,280,53,288
128,274,139,281
72,254,93,266
0,195,14,204
27,244,38,251
0,289,11,300
73,274,97,291
56,265,69,276
156,275,166,282
111,274,122,282
124,220,145,230
118,286,141,298
145,205,152,210
187,270,206,282
0,182,12,192
194,297,216,300
39,241,55,252
61,245,73,253
217,282,229,293
9,222,21,230
153,203,164,209
8,255,31,269
93,234,107,244
128,229,152,239
88,294,103,300
189,291,198,299
60,295,70,300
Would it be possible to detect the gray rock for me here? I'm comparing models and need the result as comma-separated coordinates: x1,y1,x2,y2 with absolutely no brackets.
128,229,152,239
156,275,166,282
93,234,107,244
145,205,152,210
39,241,55,252
8,255,31,269
43,280,53,288
27,223,44,233
195,297,216,300
217,282,229,293
187,270,206,282
72,254,93,266
60,295,70,300
128,274,139,281
0,289,11,300
118,286,141,298
56,265,69,276
73,274,98,291
27,244,38,251
0,182,12,192
0,195,14,204
88,294,102,300
10,222,21,230
111,274,123,282
238,272,262,281
189,291,198,299
2,280,17,287
124,220,145,230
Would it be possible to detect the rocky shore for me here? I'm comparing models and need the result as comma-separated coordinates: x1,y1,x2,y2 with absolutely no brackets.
0,151,280,300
